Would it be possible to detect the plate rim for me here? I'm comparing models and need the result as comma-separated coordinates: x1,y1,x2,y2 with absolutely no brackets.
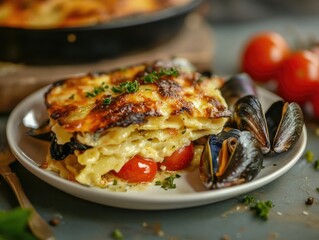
6,85,307,210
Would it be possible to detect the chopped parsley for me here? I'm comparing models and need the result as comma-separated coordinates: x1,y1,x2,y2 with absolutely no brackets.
111,229,124,240
240,195,274,220
155,174,181,190
103,96,112,105
111,80,139,94
241,195,256,204
304,150,314,163
85,82,108,98
250,200,274,220
143,67,179,83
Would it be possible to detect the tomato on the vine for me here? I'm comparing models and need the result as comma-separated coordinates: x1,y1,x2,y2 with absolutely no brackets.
276,50,319,104
241,31,290,82
159,143,194,171
113,156,157,183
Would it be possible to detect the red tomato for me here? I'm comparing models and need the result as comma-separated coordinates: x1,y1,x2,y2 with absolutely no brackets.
241,31,290,82
159,143,194,171
311,92,319,119
277,50,319,104
114,156,157,183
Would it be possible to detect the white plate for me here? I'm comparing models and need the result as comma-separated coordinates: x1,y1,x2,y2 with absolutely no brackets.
7,86,307,210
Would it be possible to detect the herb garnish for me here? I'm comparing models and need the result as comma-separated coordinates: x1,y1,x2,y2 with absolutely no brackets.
304,150,319,170
85,82,109,98
0,208,36,240
305,150,314,163
103,96,112,105
111,80,139,94
155,174,181,190
250,200,274,220
143,67,179,83
111,228,124,240
241,195,256,205
240,195,274,220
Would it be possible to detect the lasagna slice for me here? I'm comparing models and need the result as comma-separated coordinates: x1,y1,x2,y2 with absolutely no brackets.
44,59,231,188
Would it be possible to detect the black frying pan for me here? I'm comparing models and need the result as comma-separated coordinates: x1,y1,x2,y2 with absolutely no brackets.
0,0,203,65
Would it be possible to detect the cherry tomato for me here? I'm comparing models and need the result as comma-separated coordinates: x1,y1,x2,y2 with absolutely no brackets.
277,50,319,104
159,143,194,171
311,90,319,119
241,31,290,82
114,156,157,183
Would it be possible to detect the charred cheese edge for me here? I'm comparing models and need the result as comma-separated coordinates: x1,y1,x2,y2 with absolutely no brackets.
44,59,231,187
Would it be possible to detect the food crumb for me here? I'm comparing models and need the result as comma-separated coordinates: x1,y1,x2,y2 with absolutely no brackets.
221,234,231,240
302,211,309,216
268,232,279,240
49,217,60,226
276,211,283,216
157,230,165,237
305,197,314,205
49,213,63,226
142,222,148,228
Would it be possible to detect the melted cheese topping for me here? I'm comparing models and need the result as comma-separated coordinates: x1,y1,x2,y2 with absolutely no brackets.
44,59,230,188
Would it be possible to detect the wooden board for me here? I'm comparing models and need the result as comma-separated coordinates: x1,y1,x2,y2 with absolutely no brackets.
0,14,214,112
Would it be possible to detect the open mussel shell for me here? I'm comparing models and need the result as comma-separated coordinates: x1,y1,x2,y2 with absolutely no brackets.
199,129,263,189
220,73,257,110
266,101,304,154
230,95,271,154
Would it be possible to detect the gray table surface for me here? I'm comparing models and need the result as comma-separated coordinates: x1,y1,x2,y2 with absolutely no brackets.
1,15,319,240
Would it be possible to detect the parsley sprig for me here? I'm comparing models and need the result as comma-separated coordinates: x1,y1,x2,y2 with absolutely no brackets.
155,174,181,190
303,150,319,170
111,80,140,94
143,67,179,83
111,228,124,240
85,82,109,98
0,208,36,240
103,96,112,105
304,150,314,163
240,195,274,220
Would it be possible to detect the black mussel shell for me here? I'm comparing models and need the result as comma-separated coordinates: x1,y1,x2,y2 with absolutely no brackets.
266,101,304,154
221,73,257,110
50,135,91,161
231,95,271,154
199,129,263,189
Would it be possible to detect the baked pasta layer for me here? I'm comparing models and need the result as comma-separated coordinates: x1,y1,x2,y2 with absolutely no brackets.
0,0,190,28
44,58,231,187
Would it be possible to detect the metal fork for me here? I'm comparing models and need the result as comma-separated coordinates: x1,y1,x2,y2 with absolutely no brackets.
0,129,55,240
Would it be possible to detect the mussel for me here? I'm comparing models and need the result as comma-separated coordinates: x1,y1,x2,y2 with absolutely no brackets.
228,95,304,155
27,120,91,160
221,73,257,111
50,135,91,160
199,129,263,189
221,74,304,155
